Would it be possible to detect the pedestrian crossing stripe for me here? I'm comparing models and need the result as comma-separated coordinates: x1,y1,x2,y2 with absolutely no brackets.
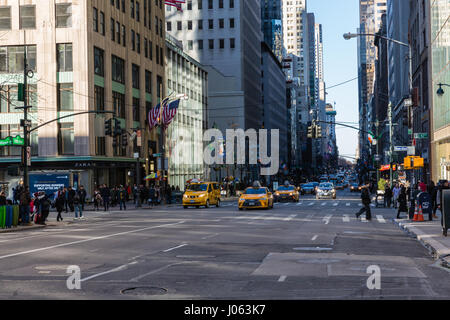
346,203,350,206
343,215,350,222
376,215,386,223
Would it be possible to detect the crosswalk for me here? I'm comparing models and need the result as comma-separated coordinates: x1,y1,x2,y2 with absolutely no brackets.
219,201,379,209
225,212,390,225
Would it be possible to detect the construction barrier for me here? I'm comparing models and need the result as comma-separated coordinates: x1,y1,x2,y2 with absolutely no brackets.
413,204,425,222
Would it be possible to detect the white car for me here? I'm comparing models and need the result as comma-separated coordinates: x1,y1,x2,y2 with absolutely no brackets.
316,182,336,200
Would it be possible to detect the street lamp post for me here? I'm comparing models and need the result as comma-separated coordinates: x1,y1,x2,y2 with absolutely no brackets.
344,32,412,188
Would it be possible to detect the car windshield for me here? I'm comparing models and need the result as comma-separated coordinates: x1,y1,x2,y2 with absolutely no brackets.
319,183,333,188
187,184,208,191
245,188,267,195
278,186,295,191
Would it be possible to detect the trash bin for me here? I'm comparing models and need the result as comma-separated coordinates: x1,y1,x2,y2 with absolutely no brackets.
442,190,450,236
0,206,5,229
5,205,12,228
12,205,19,227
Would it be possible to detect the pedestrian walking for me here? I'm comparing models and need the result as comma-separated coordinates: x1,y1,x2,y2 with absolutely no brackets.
73,190,83,219
19,186,31,225
55,191,65,222
148,185,156,207
119,186,127,210
100,184,110,211
63,187,69,212
78,185,87,211
392,183,401,209
93,188,102,211
67,186,75,212
384,184,392,208
0,191,7,206
396,187,408,219
355,187,372,221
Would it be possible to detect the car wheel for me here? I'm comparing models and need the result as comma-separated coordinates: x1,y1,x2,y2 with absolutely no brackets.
239,208,243,211
205,200,210,208
183,206,188,209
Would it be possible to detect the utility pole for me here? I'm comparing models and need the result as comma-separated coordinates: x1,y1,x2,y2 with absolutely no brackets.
376,119,380,184
21,46,31,189
389,102,393,188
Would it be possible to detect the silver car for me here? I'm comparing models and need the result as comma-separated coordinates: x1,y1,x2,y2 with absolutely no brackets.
316,182,336,199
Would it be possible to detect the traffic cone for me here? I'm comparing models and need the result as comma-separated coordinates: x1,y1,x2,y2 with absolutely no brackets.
416,205,424,222
413,205,419,221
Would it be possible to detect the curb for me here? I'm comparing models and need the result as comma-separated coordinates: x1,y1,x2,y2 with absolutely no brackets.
393,219,450,269
0,225,46,233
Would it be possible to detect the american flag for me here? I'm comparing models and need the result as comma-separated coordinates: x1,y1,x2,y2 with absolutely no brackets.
164,0,185,11
161,99,181,127
148,98,170,130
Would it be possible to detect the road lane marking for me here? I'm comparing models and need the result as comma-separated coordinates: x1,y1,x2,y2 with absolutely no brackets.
343,215,350,222
81,261,138,282
346,203,350,206
376,215,386,223
163,243,188,253
308,202,314,206
201,233,220,240
311,235,318,241
358,204,363,207
283,214,297,221
321,202,327,206
278,275,287,282
0,221,186,261
297,202,303,206
284,203,290,206
361,216,368,222
333,203,338,206
323,214,332,224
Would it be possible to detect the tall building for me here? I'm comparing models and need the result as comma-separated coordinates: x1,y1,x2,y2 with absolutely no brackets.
357,0,386,161
261,41,287,181
165,34,208,190
165,0,263,131
430,0,450,182
409,0,431,182
261,0,284,62
0,0,166,196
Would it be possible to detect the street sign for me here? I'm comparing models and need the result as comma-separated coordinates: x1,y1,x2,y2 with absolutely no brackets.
0,135,24,147
414,133,428,139
394,146,408,152
374,155,381,161
404,98,412,107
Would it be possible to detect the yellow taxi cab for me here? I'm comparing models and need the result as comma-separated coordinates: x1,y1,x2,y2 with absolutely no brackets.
183,180,221,209
238,183,274,210
274,184,300,202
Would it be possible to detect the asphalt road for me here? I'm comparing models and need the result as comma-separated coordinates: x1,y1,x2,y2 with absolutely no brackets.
0,189,449,300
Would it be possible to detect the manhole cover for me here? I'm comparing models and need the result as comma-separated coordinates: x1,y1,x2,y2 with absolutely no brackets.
120,286,167,296
293,247,333,251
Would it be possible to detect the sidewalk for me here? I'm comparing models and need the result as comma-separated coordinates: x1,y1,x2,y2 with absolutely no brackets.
394,217,450,268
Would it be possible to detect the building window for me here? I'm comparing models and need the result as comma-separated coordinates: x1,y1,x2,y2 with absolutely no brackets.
57,43,73,72
198,39,203,50
58,123,74,155
209,39,214,49
100,11,105,35
188,40,193,50
122,25,126,47
219,19,224,28
136,1,140,21
219,38,224,49
0,7,11,30
144,38,148,58
208,19,213,29
94,47,104,76
131,0,135,18
112,55,125,84
208,0,213,9
198,0,203,9
113,91,126,118
156,75,163,98
116,22,121,44
145,70,152,93
167,21,172,31
122,0,126,12
149,41,153,60
56,3,72,28
187,0,192,10
116,0,120,10
96,137,106,156
133,97,140,121
132,64,140,89
188,20,192,30
219,0,223,8
94,85,105,111
198,19,203,30
160,47,163,66
177,20,182,31
229,0,234,8
230,38,235,48
229,18,234,28
111,18,115,41
57,83,74,111
131,29,135,50
0,46,36,74
20,5,36,29
93,8,99,32
136,33,141,53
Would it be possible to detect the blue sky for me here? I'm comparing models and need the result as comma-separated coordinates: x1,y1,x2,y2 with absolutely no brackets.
307,0,360,161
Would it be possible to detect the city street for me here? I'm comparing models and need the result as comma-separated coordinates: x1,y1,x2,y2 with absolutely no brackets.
0,189,449,300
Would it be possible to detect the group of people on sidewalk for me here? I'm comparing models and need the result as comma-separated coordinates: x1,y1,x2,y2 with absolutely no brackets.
356,179,450,223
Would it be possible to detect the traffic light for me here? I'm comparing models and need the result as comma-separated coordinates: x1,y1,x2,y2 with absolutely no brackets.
112,136,118,148
316,125,322,138
114,118,121,136
105,118,113,136
402,106,408,126
307,126,314,138
121,130,128,147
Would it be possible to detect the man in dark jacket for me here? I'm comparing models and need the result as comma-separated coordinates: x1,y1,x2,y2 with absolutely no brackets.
100,184,110,211
356,187,372,221
384,184,392,208
19,186,31,225
78,185,87,211
119,186,127,210
67,186,76,212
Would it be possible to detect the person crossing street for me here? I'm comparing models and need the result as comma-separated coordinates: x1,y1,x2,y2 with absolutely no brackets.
356,187,372,221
